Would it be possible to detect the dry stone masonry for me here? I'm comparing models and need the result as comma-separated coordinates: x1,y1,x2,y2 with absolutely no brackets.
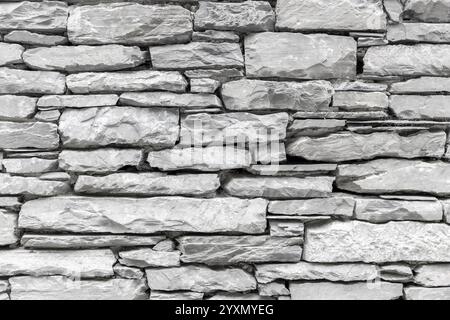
0,0,449,301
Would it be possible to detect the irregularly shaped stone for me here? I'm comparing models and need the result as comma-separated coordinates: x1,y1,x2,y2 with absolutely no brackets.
333,80,388,92
403,0,450,22
192,30,239,43
364,45,450,76
294,111,389,120
34,110,60,122
0,68,65,95
19,196,268,234
223,176,334,199
276,0,386,32
0,43,24,66
38,94,118,110
245,32,356,80
248,164,338,177
114,265,144,279
337,159,450,196
390,95,450,119
208,293,272,300
2,158,58,174
333,92,388,111
74,173,220,197
0,211,17,246
119,92,222,108
379,264,413,283
0,121,59,150
4,30,67,46
287,131,445,162
150,42,244,70
390,77,450,93
414,264,450,287
355,198,443,222
288,119,346,137
0,280,8,293
250,141,286,165
0,197,21,210
0,1,68,33
146,266,257,293
304,220,450,263
59,107,179,148
0,249,115,277
68,3,192,45
10,276,147,300
150,291,204,300
404,286,450,300
384,0,404,22
0,95,36,121
258,281,290,297
0,174,69,196
290,282,403,300
190,78,221,93
178,236,302,265
66,70,187,94
185,68,244,83
256,262,378,284
269,220,304,237
153,239,176,252
194,1,275,32
39,172,70,182
388,23,450,43
269,197,355,217
59,149,142,173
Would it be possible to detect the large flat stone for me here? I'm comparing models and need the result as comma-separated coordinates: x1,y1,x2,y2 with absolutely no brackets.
387,23,450,43
364,45,450,76
403,0,450,22
333,91,389,111
194,1,275,32
0,174,69,197
19,196,268,234
4,30,68,47
245,32,356,80
0,249,115,278
390,77,450,93
221,79,333,112
404,286,450,300
2,158,58,174
119,248,180,268
337,159,450,196
0,121,59,150
414,264,450,287
59,107,179,148
68,3,192,45
146,266,257,293
23,45,146,72
390,95,450,119
75,173,220,197
0,68,65,95
119,92,222,109
66,70,187,94
287,131,446,162
0,43,23,66
268,197,355,217
276,0,386,32
38,94,118,109
303,220,450,263
0,95,36,121
150,42,244,70
0,211,18,246
10,276,147,300
178,236,302,265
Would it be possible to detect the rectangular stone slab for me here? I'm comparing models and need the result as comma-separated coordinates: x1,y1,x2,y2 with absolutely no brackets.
0,211,17,246
18,196,268,234
0,121,59,150
403,0,450,23
414,264,450,287
0,174,69,197
0,67,66,95
303,220,450,263
390,77,450,94
268,197,355,216
404,286,450,300
390,95,450,119
387,23,450,43
245,32,356,80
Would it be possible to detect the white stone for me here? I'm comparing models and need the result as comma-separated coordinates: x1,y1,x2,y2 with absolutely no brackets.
414,264,450,287
119,92,222,108
0,43,24,66
0,211,17,246
119,248,180,268
0,95,36,121
38,94,119,109
0,67,65,95
268,197,355,217
0,174,69,196
2,158,58,174
404,286,450,300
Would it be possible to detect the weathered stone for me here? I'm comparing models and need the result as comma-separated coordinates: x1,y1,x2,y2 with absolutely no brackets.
119,248,180,268
0,121,59,150
0,174,69,196
358,37,389,47
390,77,450,93
178,236,301,265
114,265,144,279
153,239,176,252
179,112,288,146
66,70,187,94
276,0,386,32
333,92,388,111
59,149,142,173
294,111,389,120
222,79,333,112
0,249,115,277
0,43,24,66
23,45,146,72
390,95,450,119
290,282,403,300
384,0,404,22
68,3,192,45
269,220,304,237
388,23,450,43
288,119,346,138
120,92,222,108
380,264,413,283
287,131,445,162
442,200,450,223
247,164,338,177
59,107,179,148
0,95,36,121
150,291,204,300
223,176,334,199
404,286,450,300
194,1,275,32
34,110,60,122
190,78,221,93
19,196,268,234
148,146,252,171
146,266,257,292
258,281,290,297
75,173,220,197
0,68,65,95
250,141,286,165
304,220,450,263
245,32,356,80
208,293,272,300
0,197,21,210
414,264,450,287
337,159,450,196
355,198,443,222
2,158,58,174
10,276,147,300
151,42,244,70
39,172,70,182
192,30,239,43
0,1,68,33
21,234,164,249
0,211,17,246
364,45,450,76
38,94,118,110
256,262,378,284
268,197,355,217
0,280,8,293
403,0,450,22
185,68,244,83
333,80,388,92
4,30,67,46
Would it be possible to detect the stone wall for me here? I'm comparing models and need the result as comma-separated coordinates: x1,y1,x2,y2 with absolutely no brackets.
0,0,450,300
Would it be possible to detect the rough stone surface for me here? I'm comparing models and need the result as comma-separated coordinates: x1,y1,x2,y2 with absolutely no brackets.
288,119,346,137
0,68,66,95
119,248,180,268
120,92,222,109
268,197,355,217
2,158,58,174
403,0,450,22
4,30,67,46
333,92,389,111
0,42,24,66
390,95,450,119
387,23,450,43
150,291,204,300
404,286,450,300
38,94,119,109
390,77,450,93
0,174,69,197
0,211,18,246
0,121,59,150
0,95,36,121
414,264,450,287
192,30,240,43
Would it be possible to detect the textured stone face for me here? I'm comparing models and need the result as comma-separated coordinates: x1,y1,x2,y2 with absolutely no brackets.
0,68,66,95
119,248,180,268
0,211,18,246
404,286,450,300
19,196,268,234
268,197,355,217
38,94,118,109
150,291,204,300
150,42,244,70
0,121,59,150
0,174,69,196
194,1,275,32
333,92,388,111
303,220,450,263
387,23,450,43
2,158,58,174
403,0,450,22
288,119,346,137
0,95,36,121
68,3,192,45
390,77,450,93
59,107,179,148
222,79,334,112
337,159,450,196
4,30,68,46
120,92,222,109
245,32,357,80
0,43,23,66
178,236,302,265
414,264,450,287
23,45,146,72
364,45,450,76
276,0,386,32
390,95,450,119
0,1,68,33
146,266,257,292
